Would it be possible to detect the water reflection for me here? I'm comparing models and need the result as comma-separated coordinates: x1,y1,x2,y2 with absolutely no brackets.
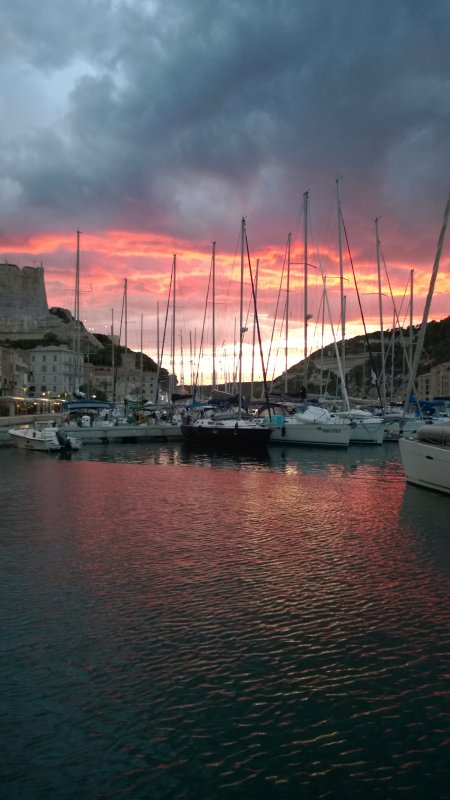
400,484,450,561
73,439,404,481
2,443,450,799
267,442,402,479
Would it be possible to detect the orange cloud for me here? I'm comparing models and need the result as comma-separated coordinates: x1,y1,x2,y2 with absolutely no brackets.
1,225,449,382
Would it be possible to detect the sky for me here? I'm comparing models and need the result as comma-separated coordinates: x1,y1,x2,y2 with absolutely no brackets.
1,0,450,384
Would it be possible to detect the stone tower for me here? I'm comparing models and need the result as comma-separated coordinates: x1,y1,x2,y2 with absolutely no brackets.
0,261,102,351
0,262,51,331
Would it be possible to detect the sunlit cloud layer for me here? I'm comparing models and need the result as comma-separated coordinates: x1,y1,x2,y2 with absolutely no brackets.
1,0,450,380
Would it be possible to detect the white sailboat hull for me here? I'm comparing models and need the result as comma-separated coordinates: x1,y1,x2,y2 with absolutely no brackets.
336,413,385,445
269,420,351,448
399,436,450,495
348,420,385,445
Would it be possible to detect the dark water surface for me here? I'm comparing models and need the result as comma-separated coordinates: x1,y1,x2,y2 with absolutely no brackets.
2,443,450,799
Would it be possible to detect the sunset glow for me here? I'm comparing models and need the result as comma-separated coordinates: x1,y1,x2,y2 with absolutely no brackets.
1,2,449,383
2,220,449,384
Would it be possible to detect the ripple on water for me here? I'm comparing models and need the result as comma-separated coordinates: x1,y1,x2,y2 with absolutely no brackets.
1,450,450,798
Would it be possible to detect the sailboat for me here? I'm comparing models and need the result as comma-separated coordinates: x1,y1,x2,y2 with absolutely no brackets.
263,192,352,448
400,422,450,494
328,188,385,445
258,401,352,447
399,192,450,494
181,220,272,449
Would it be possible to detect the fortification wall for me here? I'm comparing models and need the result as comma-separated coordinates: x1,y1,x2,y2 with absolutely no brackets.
0,263,51,330
0,262,102,351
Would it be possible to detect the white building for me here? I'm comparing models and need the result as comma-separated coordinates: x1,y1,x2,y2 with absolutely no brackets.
0,346,29,396
86,363,160,404
416,362,450,400
29,345,84,397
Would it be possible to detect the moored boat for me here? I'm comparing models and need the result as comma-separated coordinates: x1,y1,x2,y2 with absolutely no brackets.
60,399,182,443
60,417,182,444
8,424,82,453
258,404,352,448
181,412,272,448
398,191,450,494
399,425,450,495
334,409,385,445
181,218,272,452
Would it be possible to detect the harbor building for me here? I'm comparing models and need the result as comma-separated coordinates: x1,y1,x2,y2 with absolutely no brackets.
0,345,29,397
29,345,84,398
416,362,450,401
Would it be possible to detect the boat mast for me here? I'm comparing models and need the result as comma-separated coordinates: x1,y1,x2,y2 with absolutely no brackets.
251,258,259,400
303,191,309,389
403,193,450,412
189,330,194,393
409,268,414,374
170,255,176,402
124,277,128,404
284,234,291,395
155,301,160,404
388,310,394,403
320,276,326,397
336,178,346,395
322,278,351,410
73,229,81,395
212,241,216,391
140,314,144,404
238,217,246,418
179,331,185,388
375,217,386,409
111,309,115,405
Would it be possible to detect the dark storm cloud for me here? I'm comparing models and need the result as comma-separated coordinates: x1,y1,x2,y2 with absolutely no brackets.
1,0,450,253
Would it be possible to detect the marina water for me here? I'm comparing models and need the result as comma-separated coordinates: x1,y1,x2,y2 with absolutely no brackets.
2,442,450,799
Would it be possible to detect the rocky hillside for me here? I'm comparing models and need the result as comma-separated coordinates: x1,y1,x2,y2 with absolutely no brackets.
268,316,450,400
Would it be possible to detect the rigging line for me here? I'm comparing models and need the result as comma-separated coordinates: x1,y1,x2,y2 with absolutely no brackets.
193,258,213,394
398,270,413,328
340,214,384,409
309,205,337,336
380,246,414,379
221,226,242,345
268,336,285,394
381,249,412,326
291,194,306,252
403,191,450,413
155,264,173,404
267,298,287,382
322,186,340,261
268,298,288,393
306,208,329,358
266,237,289,378
381,245,404,318
112,280,126,403
392,270,409,324
245,231,271,413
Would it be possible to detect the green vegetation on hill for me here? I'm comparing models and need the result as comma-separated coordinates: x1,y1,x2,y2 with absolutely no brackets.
268,315,450,399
